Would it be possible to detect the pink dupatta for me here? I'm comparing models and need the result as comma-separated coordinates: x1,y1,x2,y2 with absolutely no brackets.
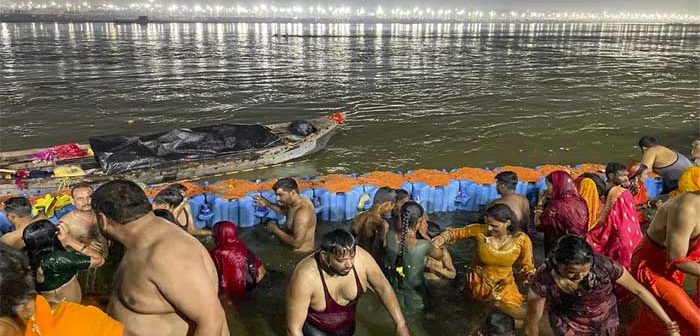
586,186,643,269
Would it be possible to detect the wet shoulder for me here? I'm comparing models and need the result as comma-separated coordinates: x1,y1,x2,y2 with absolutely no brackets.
593,255,624,281
513,231,532,245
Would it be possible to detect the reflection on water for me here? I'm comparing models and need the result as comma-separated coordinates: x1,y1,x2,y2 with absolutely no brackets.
0,22,698,174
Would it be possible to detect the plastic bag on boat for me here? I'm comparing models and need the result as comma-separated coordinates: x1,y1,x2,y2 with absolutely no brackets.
89,124,280,175
288,120,317,136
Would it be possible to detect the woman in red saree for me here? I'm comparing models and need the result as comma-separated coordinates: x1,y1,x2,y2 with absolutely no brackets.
536,171,589,255
586,185,643,269
210,221,266,301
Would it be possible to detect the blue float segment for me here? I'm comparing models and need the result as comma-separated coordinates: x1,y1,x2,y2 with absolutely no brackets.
343,185,380,221
328,192,347,222
0,212,14,235
300,188,331,220
401,182,432,212
645,177,663,200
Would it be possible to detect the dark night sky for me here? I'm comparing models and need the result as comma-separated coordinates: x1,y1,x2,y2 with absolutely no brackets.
231,0,700,13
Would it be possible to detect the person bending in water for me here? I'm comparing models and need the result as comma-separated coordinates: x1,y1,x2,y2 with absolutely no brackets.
254,178,317,253
432,204,535,319
525,236,680,336
630,136,694,194
1,197,38,250
351,187,396,262
23,219,104,303
417,221,456,284
0,242,126,336
490,171,531,228
286,229,410,336
92,180,228,336
385,201,445,312
627,167,700,336
210,220,266,301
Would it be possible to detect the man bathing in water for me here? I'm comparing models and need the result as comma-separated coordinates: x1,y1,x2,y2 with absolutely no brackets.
286,229,410,336
254,178,317,253
490,171,531,228
630,136,694,194
1,197,38,250
351,187,396,262
92,180,228,336
59,183,107,256
628,167,700,335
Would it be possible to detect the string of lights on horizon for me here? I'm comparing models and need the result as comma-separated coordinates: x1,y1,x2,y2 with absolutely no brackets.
1,1,699,23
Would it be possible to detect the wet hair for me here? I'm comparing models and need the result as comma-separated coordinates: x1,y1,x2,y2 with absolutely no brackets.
70,182,93,196
153,187,184,208
545,173,553,184
395,202,425,281
373,187,397,205
605,162,627,179
0,242,35,318
578,173,606,198
272,178,299,193
22,219,65,270
92,180,152,224
549,235,594,267
319,229,356,257
4,197,32,218
153,209,184,230
483,203,519,233
484,310,515,336
638,136,658,149
395,189,410,202
167,183,188,196
495,171,518,191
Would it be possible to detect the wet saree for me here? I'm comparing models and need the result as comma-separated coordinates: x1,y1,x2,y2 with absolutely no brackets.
211,221,263,301
586,186,643,270
576,177,601,230
539,171,589,254
24,295,124,336
444,224,535,317
627,236,700,336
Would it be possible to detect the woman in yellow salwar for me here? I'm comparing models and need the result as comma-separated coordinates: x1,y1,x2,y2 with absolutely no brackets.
432,203,535,319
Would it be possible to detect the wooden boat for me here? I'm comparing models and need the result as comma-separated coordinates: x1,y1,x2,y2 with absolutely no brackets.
0,114,343,195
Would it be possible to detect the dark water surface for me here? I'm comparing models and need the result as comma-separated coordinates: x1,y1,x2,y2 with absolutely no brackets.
1,22,698,177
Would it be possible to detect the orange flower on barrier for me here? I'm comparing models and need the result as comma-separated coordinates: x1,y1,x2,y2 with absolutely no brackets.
360,171,405,189
405,169,453,187
452,167,497,184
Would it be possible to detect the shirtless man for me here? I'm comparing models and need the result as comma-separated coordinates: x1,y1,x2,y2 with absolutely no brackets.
59,183,107,256
627,167,700,335
0,197,35,249
351,187,396,261
286,229,410,336
630,136,694,194
254,178,316,253
92,180,228,336
490,171,531,228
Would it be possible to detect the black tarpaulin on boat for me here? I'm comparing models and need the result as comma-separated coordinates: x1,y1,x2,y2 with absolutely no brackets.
89,124,280,174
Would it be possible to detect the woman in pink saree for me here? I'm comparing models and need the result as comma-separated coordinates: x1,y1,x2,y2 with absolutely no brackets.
586,186,643,270
536,171,588,255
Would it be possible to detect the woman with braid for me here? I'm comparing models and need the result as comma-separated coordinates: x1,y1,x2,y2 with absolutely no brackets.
384,201,443,313
432,203,535,319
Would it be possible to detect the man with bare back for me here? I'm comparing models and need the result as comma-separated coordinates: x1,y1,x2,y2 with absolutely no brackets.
351,187,396,262
92,180,228,336
627,166,700,336
490,171,531,227
254,178,317,253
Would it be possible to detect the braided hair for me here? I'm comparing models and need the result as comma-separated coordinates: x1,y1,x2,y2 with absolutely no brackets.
395,201,424,287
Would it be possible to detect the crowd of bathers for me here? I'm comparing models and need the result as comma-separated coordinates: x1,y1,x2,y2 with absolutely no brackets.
0,135,698,336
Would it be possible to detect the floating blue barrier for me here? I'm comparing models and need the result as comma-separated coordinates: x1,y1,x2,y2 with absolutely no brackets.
328,192,347,222
344,185,380,221
645,177,663,200
401,182,432,213
300,188,331,220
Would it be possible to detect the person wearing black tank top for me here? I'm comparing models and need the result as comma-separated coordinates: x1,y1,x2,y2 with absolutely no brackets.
287,229,411,336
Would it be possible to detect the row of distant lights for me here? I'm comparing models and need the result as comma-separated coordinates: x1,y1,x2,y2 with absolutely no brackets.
3,2,700,22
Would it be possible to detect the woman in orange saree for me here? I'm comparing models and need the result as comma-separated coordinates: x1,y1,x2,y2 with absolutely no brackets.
575,173,606,230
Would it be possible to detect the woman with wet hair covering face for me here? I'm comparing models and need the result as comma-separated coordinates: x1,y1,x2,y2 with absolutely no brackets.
525,236,680,336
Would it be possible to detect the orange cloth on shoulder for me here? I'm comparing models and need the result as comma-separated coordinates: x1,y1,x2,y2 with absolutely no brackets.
25,295,124,336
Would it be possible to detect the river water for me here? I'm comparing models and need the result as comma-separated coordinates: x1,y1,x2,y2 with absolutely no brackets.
1,21,699,335
1,22,698,177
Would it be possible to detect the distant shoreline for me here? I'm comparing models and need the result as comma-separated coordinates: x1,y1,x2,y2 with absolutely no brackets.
1,13,698,25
